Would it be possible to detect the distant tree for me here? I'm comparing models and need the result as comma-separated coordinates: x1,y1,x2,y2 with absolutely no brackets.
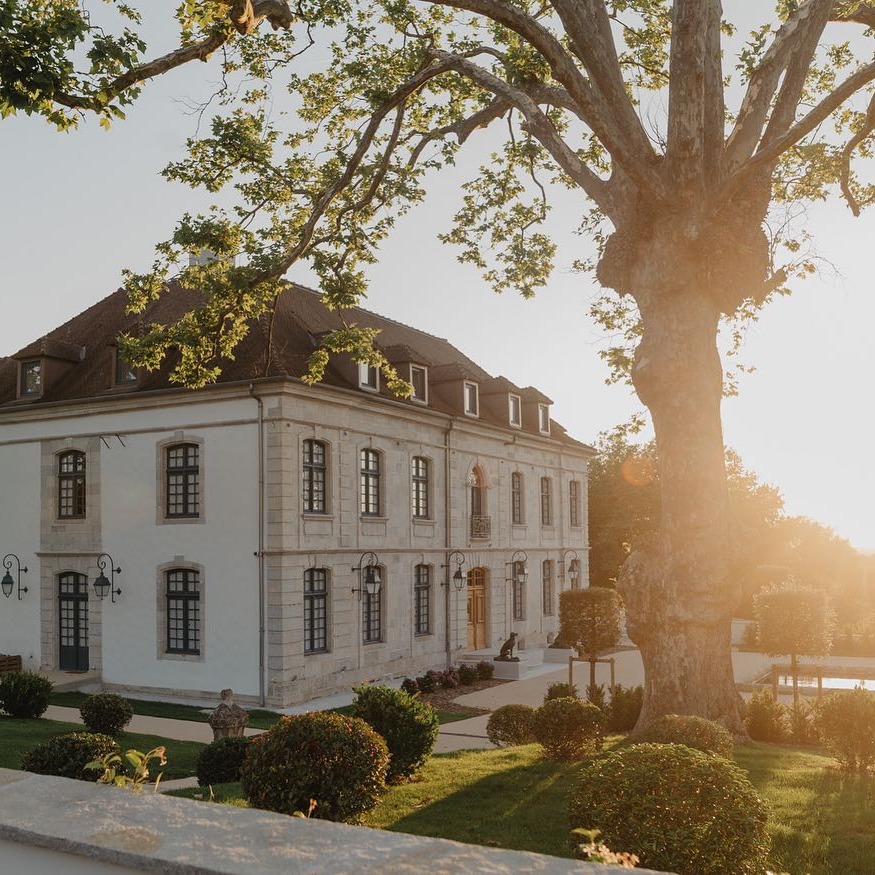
558,588,624,697
754,579,836,732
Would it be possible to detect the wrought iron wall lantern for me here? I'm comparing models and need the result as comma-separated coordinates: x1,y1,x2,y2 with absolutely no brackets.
505,550,528,585
562,549,580,587
351,551,382,599
93,553,122,603
441,551,467,592
1,554,27,600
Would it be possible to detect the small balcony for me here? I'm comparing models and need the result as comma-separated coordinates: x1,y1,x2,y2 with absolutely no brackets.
470,514,491,540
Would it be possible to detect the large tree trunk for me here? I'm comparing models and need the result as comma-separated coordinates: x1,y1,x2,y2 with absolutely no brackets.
616,278,746,734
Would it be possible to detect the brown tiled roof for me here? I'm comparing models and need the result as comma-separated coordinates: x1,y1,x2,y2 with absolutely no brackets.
0,283,590,448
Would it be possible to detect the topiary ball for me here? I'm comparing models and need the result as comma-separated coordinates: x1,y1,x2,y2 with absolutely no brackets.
632,714,734,758
486,704,535,747
240,711,389,822
0,670,53,719
570,743,770,875
532,697,604,760
22,731,119,781
79,693,134,736
196,736,253,786
351,684,439,781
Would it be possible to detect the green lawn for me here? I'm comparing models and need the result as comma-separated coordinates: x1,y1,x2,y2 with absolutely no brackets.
167,741,875,873
0,716,205,780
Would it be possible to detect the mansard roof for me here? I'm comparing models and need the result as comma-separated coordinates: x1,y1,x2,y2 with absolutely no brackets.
0,283,591,449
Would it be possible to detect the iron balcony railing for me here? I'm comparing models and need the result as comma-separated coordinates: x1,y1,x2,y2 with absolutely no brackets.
470,514,491,539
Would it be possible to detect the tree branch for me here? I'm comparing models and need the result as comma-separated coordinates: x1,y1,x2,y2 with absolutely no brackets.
840,91,875,216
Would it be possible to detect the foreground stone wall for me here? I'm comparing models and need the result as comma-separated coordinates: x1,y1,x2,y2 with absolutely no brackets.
0,769,665,874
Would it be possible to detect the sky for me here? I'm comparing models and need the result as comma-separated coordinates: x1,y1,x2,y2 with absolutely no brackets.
2,8,874,552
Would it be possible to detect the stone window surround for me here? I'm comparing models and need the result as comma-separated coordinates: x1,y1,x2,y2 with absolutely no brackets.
156,557,206,663
303,566,331,654
410,453,432,520
156,433,206,526
413,562,432,636
302,437,332,515
359,445,383,518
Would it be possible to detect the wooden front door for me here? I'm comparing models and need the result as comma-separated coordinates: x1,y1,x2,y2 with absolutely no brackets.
58,572,89,671
467,568,487,650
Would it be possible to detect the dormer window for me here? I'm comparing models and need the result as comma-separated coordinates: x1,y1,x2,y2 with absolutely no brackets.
359,363,379,391
410,364,428,403
114,350,137,385
509,394,522,428
19,360,42,397
463,381,479,417
538,403,551,435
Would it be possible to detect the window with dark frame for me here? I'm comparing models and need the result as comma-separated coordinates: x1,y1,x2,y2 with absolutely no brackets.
540,476,553,526
166,443,200,518
360,449,380,516
511,471,523,525
304,568,328,653
414,564,431,635
20,360,42,397
569,480,581,528
410,365,427,402
166,569,200,655
513,561,525,621
542,560,554,616
58,450,86,518
411,456,429,518
302,440,327,513
114,350,137,385
362,572,382,643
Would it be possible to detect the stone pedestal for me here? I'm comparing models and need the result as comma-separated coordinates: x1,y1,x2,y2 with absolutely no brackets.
208,689,249,740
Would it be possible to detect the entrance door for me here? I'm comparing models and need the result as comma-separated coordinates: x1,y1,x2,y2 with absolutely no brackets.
467,568,487,650
58,572,89,671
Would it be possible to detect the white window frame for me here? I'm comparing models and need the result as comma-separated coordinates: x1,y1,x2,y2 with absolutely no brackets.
509,394,522,428
538,403,551,435
463,381,479,417
410,364,428,404
19,359,43,398
358,363,379,391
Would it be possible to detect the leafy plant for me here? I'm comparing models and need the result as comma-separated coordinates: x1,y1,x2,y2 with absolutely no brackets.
815,687,875,771
571,829,638,868
88,746,167,792
606,684,643,732
0,670,53,719
745,690,789,742
416,670,440,694
438,668,460,689
544,681,578,702
532,697,604,761
457,663,478,685
476,661,495,681
241,712,389,822
631,714,734,758
22,731,119,781
196,736,252,786
586,684,607,712
80,692,134,736
400,677,419,695
486,704,536,747
570,743,770,875
351,684,439,781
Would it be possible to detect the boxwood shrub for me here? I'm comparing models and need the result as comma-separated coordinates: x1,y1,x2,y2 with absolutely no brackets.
606,684,643,732
0,670,53,719
241,712,389,822
80,693,134,736
543,681,578,702
457,663,478,685
532,697,604,760
570,743,770,875
196,736,253,786
22,732,119,781
476,661,495,680
632,714,734,758
815,686,875,771
746,690,789,742
351,684,439,781
486,704,535,747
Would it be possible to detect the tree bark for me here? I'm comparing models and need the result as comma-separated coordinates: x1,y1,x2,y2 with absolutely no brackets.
617,275,746,735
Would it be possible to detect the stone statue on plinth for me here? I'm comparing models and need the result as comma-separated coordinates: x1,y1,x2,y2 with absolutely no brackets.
208,688,250,740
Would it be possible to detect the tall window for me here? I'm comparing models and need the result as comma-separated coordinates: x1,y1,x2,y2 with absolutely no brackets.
509,394,522,427
542,560,554,616
569,480,581,528
463,381,479,416
410,365,428,403
360,449,381,516
414,564,431,635
58,451,86,518
540,476,553,526
20,360,42,397
512,561,525,621
411,456,429,518
538,403,551,434
302,440,327,513
363,569,383,643
166,443,200,518
359,363,378,390
166,569,200,655
511,471,524,525
304,568,328,653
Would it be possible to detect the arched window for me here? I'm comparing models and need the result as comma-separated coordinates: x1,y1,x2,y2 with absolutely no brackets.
304,568,329,653
58,450,86,518
166,443,200,518
360,449,381,516
470,466,489,539
303,440,328,513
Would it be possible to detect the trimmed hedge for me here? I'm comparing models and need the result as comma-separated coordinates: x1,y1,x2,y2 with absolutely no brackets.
532,697,604,760
22,732,119,781
632,714,734,758
80,693,134,736
196,736,253,786
570,743,770,875
746,690,789,742
486,704,535,747
815,687,875,771
351,684,439,781
0,670,53,719
241,712,389,822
